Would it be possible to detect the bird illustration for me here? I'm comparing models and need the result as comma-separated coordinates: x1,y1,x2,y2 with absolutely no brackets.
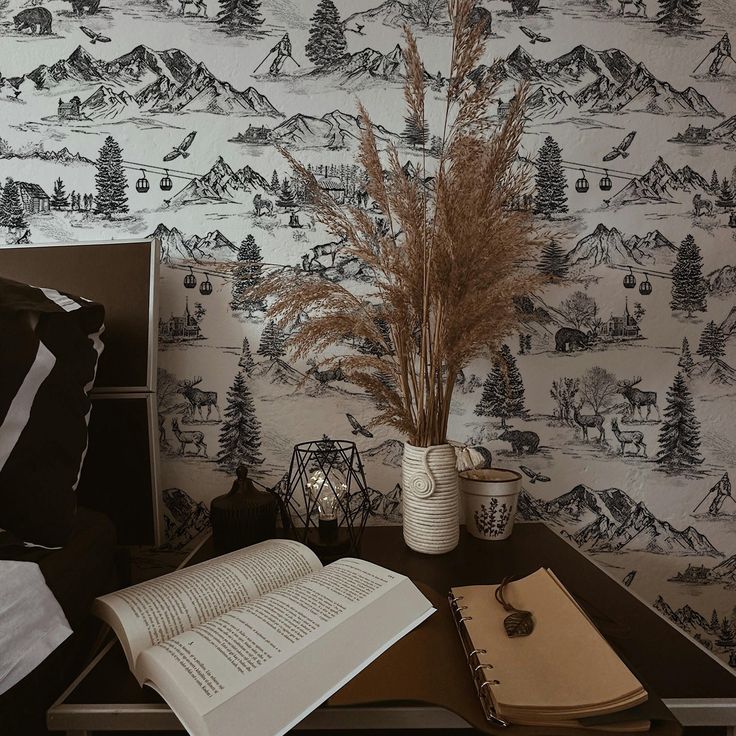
353,23,365,34
519,26,550,44
519,466,551,484
346,413,374,439
164,131,197,161
602,131,636,161
80,26,111,44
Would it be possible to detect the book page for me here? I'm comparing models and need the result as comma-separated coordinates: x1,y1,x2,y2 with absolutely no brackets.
136,557,434,736
94,539,322,670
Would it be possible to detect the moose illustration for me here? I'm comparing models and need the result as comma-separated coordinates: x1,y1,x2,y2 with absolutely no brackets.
176,376,221,421
171,418,208,456
573,405,606,442
616,376,660,421
253,193,274,217
555,327,590,353
611,418,647,456
498,429,540,455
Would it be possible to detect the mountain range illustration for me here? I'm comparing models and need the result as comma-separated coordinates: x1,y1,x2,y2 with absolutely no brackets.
653,596,717,638
149,223,237,262
518,483,721,556
472,45,719,118
0,144,92,165
15,45,280,117
610,156,712,205
343,0,415,29
706,265,736,295
690,357,736,386
567,223,675,268
169,156,271,206
270,110,402,150
362,438,404,467
312,45,406,84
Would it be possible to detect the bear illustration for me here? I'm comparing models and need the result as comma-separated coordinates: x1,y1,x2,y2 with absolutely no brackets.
14,7,53,35
502,0,540,14
64,0,101,14
555,327,589,353
498,429,540,455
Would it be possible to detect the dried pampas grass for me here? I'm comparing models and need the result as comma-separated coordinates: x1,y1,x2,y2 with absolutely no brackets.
254,0,547,447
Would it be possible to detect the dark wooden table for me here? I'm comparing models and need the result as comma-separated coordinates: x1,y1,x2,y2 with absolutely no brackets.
47,524,736,735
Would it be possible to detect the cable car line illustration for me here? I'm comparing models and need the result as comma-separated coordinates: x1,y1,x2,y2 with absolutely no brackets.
167,261,290,296
608,264,672,296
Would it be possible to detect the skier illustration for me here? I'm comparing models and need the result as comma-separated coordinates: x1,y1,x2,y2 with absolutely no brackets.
253,34,300,76
693,34,734,77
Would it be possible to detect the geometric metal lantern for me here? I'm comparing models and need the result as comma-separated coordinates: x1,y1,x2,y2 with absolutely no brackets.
281,437,372,563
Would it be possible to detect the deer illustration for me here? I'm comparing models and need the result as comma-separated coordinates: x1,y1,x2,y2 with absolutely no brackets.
306,360,345,385
616,377,660,421
611,418,647,456
178,0,207,15
572,405,606,442
618,0,647,15
177,376,221,421
171,418,207,456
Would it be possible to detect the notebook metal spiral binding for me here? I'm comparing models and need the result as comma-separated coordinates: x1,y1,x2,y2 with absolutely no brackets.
448,592,509,727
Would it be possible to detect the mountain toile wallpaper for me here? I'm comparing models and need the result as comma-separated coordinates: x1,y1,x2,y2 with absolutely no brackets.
1,0,735,668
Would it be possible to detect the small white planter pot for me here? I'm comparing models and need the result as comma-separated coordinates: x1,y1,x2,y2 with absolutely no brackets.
460,468,522,541
401,443,459,554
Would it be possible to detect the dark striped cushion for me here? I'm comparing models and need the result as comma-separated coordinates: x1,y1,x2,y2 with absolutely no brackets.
0,277,104,547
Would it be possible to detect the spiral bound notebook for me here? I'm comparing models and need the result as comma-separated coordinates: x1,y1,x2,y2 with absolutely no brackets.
450,569,649,730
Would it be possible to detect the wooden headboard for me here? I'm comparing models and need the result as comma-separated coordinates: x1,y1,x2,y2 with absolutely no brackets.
0,239,161,545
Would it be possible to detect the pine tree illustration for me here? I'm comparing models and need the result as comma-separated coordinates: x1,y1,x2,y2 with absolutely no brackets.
534,136,568,219
305,0,347,69
537,239,569,278
217,371,264,472
402,113,429,148
697,321,726,361
710,609,720,631
230,235,266,315
716,617,736,648
51,178,69,210
0,178,27,232
710,170,720,192
670,234,707,318
270,169,279,191
474,363,507,426
716,178,735,209
257,320,287,359
217,0,264,28
276,178,296,208
657,371,703,467
501,343,526,417
678,337,695,374
238,336,256,375
656,0,703,27
94,136,128,218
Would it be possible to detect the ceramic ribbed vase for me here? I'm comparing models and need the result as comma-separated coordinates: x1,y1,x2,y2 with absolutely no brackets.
401,443,459,554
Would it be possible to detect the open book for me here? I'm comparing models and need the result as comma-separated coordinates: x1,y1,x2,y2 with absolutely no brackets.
94,539,434,736
450,569,649,731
